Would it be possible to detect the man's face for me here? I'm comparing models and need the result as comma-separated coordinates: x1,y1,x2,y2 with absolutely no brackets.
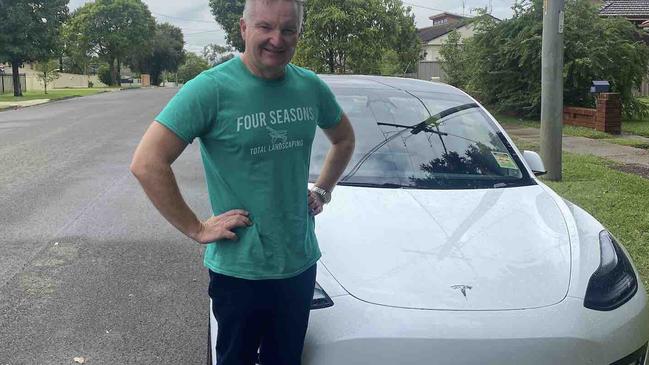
240,0,300,78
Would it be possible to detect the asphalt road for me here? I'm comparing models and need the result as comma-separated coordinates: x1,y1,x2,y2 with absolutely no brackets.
0,88,212,364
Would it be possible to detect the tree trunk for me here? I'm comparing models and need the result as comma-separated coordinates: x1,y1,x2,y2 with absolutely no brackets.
44,71,48,95
11,60,22,97
109,56,117,86
328,50,334,74
117,58,122,87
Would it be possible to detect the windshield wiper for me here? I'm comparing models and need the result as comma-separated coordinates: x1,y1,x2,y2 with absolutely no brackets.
337,181,406,188
376,122,448,136
341,102,480,182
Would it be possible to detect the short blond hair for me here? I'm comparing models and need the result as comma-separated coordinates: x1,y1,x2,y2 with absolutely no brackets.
242,0,305,32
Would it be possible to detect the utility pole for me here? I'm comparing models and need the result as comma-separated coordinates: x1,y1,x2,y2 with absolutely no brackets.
540,0,565,181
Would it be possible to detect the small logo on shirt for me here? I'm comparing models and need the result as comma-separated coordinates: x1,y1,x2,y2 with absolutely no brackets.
266,126,288,144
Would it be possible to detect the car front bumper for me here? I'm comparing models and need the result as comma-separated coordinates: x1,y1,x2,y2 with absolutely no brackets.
302,290,649,365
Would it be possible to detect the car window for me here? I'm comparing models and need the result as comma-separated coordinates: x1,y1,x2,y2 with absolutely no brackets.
309,86,535,189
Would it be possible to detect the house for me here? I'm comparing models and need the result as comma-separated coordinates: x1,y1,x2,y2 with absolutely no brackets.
416,12,499,81
418,12,472,64
599,0,649,27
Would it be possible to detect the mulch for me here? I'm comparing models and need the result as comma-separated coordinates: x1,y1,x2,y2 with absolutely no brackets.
610,163,649,180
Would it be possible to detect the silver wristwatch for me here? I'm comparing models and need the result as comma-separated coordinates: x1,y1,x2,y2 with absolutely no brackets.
311,186,331,204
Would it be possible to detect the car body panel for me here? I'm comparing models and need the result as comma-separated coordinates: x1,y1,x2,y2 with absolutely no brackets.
315,184,572,310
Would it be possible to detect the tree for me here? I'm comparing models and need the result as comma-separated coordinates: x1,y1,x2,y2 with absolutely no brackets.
64,0,156,86
0,0,68,96
293,0,420,75
208,0,245,52
438,30,468,88
177,52,210,84
203,43,235,67
127,23,186,86
35,59,61,94
439,0,649,118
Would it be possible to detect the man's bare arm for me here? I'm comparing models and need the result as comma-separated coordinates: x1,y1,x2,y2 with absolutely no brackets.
308,114,355,215
130,121,250,243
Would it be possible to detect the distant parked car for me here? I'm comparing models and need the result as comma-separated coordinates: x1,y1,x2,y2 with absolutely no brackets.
208,75,649,365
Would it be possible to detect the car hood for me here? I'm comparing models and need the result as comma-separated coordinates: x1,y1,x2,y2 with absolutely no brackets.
315,185,572,310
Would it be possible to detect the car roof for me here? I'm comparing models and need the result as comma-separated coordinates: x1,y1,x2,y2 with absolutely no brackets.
317,74,468,96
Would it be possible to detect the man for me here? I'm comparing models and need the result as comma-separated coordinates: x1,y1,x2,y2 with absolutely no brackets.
129,0,355,364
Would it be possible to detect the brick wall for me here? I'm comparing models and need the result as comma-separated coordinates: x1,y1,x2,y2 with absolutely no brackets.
563,93,621,134
563,106,596,129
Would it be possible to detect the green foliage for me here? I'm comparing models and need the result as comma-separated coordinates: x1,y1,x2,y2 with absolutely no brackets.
292,0,420,74
208,0,245,52
127,23,186,86
203,44,235,67
35,59,61,94
379,49,401,76
439,0,649,119
177,52,210,84
98,64,113,86
438,30,468,87
64,0,156,86
0,0,69,96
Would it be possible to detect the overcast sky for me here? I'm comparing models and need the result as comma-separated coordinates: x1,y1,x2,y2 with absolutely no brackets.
68,0,516,55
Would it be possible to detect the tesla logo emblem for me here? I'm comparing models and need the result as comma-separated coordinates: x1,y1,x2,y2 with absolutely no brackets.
451,285,472,300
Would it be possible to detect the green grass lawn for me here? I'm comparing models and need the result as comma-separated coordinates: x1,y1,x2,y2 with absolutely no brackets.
506,134,649,286
0,87,116,102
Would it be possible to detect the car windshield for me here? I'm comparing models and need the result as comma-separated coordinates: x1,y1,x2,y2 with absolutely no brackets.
309,85,535,189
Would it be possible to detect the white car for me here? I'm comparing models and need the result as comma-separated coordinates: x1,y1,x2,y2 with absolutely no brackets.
209,75,649,365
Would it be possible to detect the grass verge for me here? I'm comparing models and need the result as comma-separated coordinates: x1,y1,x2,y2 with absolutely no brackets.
495,110,649,149
0,88,116,102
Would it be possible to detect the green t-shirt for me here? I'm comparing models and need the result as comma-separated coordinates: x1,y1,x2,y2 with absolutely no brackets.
155,57,343,280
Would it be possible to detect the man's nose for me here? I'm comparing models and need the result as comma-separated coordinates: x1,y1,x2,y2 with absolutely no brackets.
268,30,284,48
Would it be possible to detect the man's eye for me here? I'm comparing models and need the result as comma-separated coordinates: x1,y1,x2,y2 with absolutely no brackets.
282,29,296,35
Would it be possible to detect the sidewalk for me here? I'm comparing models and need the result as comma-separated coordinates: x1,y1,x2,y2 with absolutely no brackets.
504,125,649,169
0,99,50,110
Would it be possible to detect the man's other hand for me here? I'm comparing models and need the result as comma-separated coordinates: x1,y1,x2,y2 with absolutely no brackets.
192,209,252,244
307,191,324,216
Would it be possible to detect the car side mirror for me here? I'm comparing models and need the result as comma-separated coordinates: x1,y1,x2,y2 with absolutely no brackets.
523,150,546,176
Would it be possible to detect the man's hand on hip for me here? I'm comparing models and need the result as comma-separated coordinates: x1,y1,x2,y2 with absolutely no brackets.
192,209,252,244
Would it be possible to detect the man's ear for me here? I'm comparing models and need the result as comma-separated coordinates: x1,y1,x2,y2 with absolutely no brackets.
240,17,247,41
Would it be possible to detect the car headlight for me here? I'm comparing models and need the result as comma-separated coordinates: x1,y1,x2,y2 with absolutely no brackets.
584,230,638,311
311,282,334,310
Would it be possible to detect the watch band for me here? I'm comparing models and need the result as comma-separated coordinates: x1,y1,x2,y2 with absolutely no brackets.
311,186,331,204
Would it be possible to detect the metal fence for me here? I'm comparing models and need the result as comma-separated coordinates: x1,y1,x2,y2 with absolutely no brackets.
1,73,27,94
635,78,649,97
417,61,446,82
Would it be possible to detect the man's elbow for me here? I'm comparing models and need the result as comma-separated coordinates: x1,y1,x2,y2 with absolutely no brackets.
129,156,146,179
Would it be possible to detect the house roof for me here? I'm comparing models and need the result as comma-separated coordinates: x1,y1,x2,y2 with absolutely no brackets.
428,12,467,21
416,14,500,43
417,21,468,43
599,1,649,17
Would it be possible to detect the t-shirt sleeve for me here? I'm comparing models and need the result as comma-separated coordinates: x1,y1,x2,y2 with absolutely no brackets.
315,76,343,129
154,73,218,143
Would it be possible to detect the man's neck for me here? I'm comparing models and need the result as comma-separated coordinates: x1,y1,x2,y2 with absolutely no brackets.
241,53,285,80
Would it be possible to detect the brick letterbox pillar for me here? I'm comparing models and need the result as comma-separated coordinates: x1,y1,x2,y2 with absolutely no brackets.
596,93,621,134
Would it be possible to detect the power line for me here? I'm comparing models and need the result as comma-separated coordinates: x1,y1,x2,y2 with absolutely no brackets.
401,1,449,13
